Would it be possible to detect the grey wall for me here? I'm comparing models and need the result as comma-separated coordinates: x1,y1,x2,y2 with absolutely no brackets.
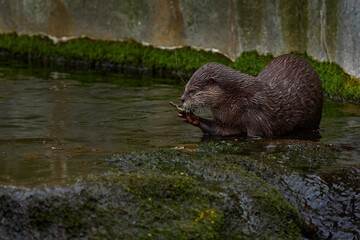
0,0,359,78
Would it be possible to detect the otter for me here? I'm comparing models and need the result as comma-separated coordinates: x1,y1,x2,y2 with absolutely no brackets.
178,54,323,137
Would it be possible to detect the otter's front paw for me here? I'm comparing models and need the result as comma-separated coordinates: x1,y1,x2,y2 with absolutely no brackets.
178,112,200,126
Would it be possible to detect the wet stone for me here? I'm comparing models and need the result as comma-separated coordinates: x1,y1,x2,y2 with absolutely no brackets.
0,148,302,239
1,137,359,239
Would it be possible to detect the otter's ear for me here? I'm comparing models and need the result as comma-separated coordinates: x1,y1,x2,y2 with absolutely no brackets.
209,77,216,84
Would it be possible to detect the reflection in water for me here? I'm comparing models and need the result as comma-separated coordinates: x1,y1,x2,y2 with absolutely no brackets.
321,99,360,163
0,60,200,186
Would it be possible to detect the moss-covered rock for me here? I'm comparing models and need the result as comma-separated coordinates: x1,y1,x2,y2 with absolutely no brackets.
195,140,359,239
0,147,302,239
1,137,353,239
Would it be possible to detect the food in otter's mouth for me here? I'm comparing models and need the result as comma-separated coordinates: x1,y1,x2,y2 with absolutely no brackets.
169,101,187,112
170,101,195,114
169,101,199,125
177,54,323,137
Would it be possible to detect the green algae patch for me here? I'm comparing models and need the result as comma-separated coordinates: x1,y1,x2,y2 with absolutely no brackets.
107,148,302,239
297,53,360,103
0,33,230,76
196,139,340,175
229,51,273,76
250,140,340,174
0,148,302,239
1,33,358,102
0,174,223,239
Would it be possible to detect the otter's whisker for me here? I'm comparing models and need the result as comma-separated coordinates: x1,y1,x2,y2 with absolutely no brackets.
174,52,186,86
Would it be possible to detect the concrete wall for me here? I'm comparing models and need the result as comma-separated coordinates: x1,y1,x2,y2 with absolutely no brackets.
0,0,359,78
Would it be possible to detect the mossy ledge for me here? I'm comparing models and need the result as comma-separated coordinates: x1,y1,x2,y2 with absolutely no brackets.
0,33,359,102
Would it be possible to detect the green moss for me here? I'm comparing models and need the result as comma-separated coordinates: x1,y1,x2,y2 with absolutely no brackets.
8,173,225,239
0,33,358,102
297,53,360,102
98,174,225,239
0,33,230,75
230,51,273,76
105,148,302,239
252,186,301,239
250,141,340,174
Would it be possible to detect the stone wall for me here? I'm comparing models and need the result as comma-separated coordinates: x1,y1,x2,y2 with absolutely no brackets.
0,0,359,78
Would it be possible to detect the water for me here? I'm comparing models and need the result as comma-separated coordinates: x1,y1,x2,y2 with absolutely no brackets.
0,58,359,187
0,59,202,186
321,99,360,162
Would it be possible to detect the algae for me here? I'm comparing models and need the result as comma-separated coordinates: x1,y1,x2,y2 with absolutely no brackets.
297,53,360,103
106,148,302,239
0,33,358,102
0,33,229,77
251,140,340,174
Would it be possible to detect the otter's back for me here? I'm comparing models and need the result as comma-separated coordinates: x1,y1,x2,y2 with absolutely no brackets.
257,54,323,133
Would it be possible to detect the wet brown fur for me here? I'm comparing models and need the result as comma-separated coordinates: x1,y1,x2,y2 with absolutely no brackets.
181,54,323,137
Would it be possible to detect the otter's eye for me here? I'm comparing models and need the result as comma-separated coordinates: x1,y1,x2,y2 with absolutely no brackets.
188,89,195,95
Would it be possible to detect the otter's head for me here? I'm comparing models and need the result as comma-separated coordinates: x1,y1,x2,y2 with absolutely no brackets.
181,62,225,111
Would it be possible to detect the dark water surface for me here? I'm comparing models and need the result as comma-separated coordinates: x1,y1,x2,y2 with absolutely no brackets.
0,58,359,187
0,59,202,186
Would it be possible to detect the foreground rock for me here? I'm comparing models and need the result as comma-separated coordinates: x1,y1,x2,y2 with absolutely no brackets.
0,146,301,239
2,139,357,239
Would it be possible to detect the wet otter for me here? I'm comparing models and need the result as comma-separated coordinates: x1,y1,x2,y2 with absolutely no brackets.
178,54,323,137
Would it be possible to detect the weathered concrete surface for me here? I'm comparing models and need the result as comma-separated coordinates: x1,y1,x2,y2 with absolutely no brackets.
0,0,359,78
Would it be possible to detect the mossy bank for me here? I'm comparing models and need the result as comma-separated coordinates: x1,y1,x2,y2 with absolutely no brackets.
0,33,359,103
